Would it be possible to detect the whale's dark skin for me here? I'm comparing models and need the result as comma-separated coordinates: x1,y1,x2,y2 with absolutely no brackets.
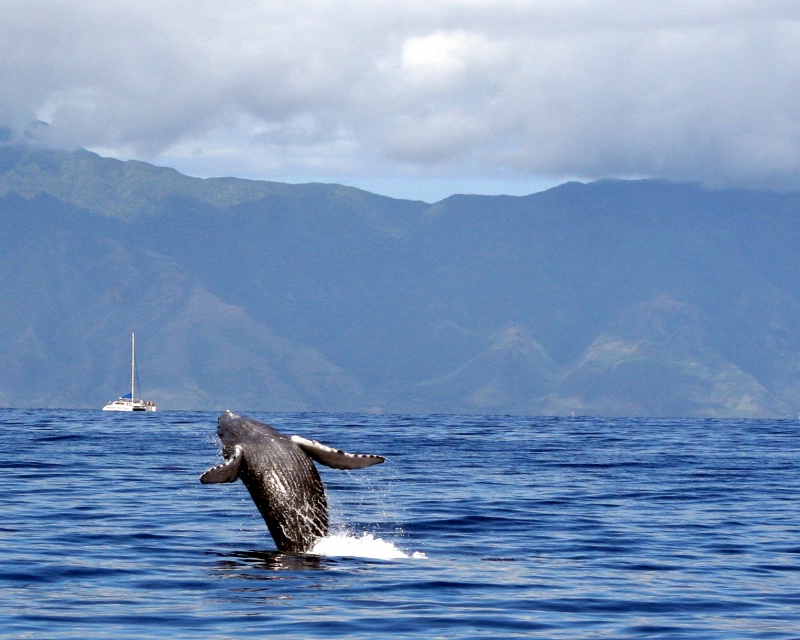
201,411,385,553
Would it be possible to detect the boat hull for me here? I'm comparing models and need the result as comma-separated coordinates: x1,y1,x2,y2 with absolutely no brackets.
102,399,157,412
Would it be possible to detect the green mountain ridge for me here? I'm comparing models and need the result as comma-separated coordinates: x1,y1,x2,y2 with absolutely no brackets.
2,143,800,417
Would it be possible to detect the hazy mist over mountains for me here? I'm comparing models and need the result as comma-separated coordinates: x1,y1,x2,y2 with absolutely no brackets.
2,143,800,418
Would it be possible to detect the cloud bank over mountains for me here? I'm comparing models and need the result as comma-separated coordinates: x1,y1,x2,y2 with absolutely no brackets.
3,1,800,198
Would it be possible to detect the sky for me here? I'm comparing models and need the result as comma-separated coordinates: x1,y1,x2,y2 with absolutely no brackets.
3,0,800,202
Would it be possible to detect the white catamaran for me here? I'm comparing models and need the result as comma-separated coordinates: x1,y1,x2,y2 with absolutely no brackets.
102,332,157,412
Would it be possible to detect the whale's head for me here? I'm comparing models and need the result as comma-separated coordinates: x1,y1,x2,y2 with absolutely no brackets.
216,410,283,455
201,411,271,484
216,410,253,451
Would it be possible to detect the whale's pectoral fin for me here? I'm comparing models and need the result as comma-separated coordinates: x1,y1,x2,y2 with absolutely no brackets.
291,435,385,470
200,445,244,483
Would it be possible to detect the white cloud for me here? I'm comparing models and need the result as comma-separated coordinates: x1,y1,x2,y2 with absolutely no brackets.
3,0,800,199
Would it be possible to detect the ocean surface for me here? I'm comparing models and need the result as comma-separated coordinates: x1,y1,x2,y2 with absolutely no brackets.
1,409,798,639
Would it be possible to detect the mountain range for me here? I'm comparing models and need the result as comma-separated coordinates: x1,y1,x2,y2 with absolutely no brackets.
2,142,800,418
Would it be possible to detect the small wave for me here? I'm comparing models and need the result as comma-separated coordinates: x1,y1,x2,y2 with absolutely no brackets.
310,533,426,560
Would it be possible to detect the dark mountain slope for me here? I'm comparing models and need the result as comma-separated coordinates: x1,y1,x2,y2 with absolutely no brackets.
2,146,800,417
0,190,367,410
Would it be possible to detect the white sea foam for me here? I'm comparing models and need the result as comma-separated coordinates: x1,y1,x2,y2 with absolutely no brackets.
310,532,426,559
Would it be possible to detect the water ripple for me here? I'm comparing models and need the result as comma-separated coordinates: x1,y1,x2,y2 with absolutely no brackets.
1,410,799,638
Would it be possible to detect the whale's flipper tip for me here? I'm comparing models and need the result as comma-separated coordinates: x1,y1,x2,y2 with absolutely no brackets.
291,435,385,470
200,445,244,483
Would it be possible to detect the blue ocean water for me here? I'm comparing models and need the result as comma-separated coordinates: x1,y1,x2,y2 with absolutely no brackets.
1,409,798,639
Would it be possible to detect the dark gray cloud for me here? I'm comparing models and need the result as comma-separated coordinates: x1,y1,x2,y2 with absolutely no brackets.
4,1,800,199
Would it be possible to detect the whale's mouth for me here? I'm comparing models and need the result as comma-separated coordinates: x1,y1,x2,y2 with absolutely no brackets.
309,532,426,560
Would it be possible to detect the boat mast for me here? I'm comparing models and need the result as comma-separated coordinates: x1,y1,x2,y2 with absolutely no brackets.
131,332,136,401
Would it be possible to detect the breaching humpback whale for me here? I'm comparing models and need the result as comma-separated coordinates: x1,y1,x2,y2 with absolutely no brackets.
201,410,385,553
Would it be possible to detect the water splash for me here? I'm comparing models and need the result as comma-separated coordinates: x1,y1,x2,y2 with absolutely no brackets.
310,532,426,559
